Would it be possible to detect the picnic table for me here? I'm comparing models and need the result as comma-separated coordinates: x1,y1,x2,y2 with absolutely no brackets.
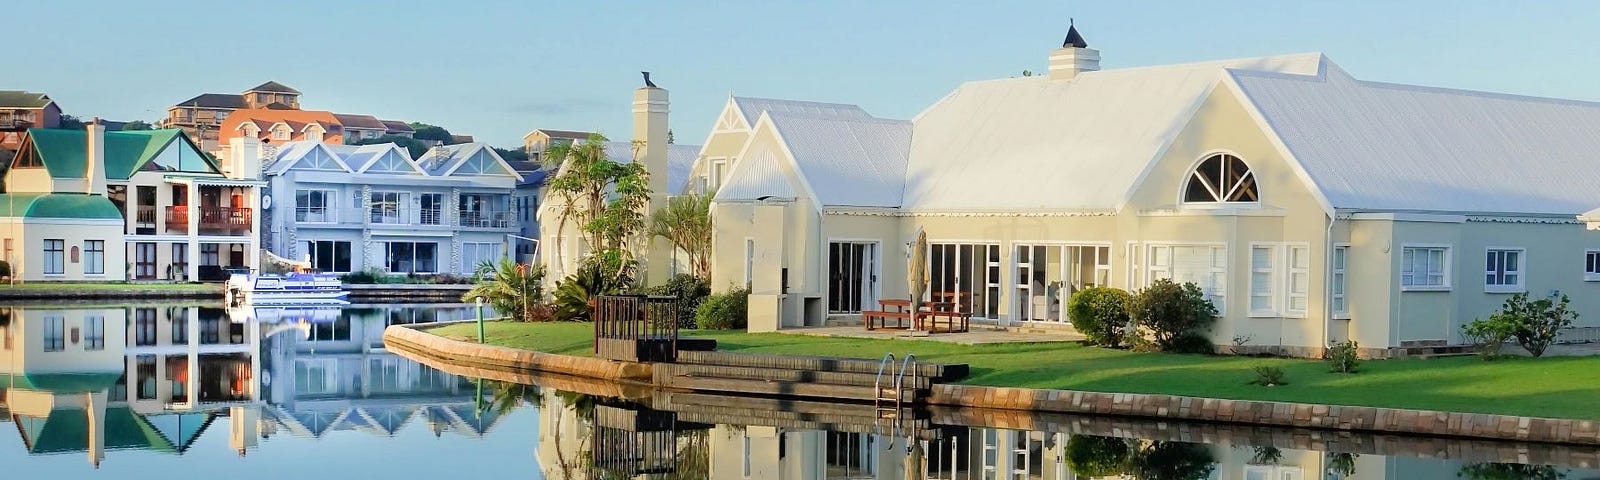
862,299,969,333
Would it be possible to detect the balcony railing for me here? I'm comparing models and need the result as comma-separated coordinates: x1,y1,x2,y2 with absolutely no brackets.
457,210,515,229
420,208,443,226
164,206,252,232
136,206,157,227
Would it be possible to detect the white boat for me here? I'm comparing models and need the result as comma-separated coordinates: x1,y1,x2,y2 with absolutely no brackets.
227,271,349,306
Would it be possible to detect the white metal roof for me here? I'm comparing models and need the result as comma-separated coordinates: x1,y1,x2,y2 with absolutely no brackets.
1233,64,1600,216
717,111,911,208
902,53,1326,212
716,145,797,201
731,96,872,128
601,141,701,195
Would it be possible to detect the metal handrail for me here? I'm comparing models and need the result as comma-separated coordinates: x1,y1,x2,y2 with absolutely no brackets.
894,353,917,412
873,353,896,410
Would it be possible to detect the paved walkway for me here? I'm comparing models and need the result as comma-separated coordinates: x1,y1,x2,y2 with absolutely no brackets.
777,325,1084,345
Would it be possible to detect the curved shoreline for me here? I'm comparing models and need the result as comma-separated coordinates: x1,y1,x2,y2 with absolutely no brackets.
383,322,1600,446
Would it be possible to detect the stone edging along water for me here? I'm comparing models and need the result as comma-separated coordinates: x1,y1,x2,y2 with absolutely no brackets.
383,322,652,381
383,323,1600,446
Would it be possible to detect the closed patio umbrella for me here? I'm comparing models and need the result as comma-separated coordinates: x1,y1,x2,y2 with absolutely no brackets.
908,228,928,331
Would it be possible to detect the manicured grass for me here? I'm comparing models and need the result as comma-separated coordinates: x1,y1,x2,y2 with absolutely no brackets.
429,321,1600,420
0,282,221,291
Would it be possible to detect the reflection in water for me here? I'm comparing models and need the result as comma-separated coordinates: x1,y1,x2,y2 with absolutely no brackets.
4,302,1600,479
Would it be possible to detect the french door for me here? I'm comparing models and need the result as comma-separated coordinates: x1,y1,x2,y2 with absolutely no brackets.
135,243,157,279
828,242,877,313
1014,244,1111,323
928,242,1001,319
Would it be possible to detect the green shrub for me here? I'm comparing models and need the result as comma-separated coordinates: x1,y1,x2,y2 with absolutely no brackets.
1326,340,1361,373
1457,463,1564,480
1064,435,1130,478
1128,441,1215,480
464,260,546,321
0,260,10,279
553,261,628,322
647,274,711,328
695,287,749,330
1166,333,1216,354
1462,312,1519,359
1128,279,1218,351
1491,293,1579,358
1248,366,1287,386
1067,287,1132,347
339,268,389,284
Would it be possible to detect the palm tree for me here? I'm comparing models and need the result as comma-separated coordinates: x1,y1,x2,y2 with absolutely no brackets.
649,191,713,280
463,259,544,321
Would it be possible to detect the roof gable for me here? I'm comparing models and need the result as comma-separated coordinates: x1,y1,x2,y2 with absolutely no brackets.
762,111,910,208
107,130,219,179
716,142,803,202
271,142,353,173
441,144,517,178
355,144,425,175
731,97,872,128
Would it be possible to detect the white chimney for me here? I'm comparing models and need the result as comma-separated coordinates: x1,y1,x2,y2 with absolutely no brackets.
228,136,263,180
85,118,106,195
633,72,671,285
1048,22,1100,81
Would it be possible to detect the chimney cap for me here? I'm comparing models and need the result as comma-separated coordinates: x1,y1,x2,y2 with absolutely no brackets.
1062,19,1088,49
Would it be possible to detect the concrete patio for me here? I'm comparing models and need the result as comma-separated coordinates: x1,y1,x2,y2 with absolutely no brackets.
777,325,1084,345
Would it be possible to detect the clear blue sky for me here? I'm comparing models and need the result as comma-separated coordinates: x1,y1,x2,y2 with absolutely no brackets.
9,1,1600,148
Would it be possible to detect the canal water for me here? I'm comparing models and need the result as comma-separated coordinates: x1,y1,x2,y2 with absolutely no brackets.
1,302,1595,479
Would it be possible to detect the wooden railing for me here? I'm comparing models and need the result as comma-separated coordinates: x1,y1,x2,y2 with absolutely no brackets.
135,206,157,226
164,206,252,231
593,295,679,362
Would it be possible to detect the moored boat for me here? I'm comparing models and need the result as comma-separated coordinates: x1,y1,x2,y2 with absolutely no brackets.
227,271,349,306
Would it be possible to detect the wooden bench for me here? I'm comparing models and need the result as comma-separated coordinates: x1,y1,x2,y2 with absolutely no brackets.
862,310,911,330
918,311,971,334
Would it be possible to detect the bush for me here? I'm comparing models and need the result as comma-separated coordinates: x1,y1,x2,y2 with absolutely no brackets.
339,268,389,284
553,261,628,321
1248,366,1287,386
1492,293,1578,358
1462,313,1519,359
1326,340,1361,373
695,287,749,330
464,260,546,321
0,259,13,278
1166,333,1216,354
524,303,559,323
647,274,711,328
1067,287,1132,347
1457,463,1564,480
1064,435,1130,478
1128,279,1218,351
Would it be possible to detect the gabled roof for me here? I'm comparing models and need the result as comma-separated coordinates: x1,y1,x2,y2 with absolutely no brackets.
1232,63,1600,216
246,81,300,94
221,109,342,143
19,128,217,180
334,113,387,130
380,120,414,133
903,53,1326,212
718,111,911,208
0,193,123,219
417,142,523,180
173,93,246,109
0,90,54,109
730,97,871,129
17,406,179,455
336,143,426,175
601,141,701,195
266,141,354,174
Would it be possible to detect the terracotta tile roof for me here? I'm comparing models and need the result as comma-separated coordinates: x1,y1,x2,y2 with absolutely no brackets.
220,109,343,144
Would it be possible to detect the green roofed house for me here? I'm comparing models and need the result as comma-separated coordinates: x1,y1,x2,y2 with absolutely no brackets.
1,122,264,281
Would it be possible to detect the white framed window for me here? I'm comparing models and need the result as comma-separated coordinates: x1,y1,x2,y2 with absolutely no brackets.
1400,245,1450,290
743,238,755,289
84,315,105,351
1485,248,1525,293
295,189,337,223
1249,245,1278,315
83,240,105,275
43,315,64,352
710,159,728,190
302,240,353,273
43,239,65,275
1013,244,1110,322
1147,244,1227,314
1182,153,1259,204
1332,245,1349,318
271,126,291,141
1125,241,1140,289
1287,245,1310,315
1586,250,1600,282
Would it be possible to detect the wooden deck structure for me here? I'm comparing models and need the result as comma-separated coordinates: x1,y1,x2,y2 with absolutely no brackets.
593,295,680,362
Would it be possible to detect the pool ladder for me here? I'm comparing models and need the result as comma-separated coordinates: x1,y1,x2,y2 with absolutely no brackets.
873,353,919,438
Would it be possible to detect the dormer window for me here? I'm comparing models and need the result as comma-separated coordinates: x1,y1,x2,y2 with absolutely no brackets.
1182,153,1258,204
271,126,291,141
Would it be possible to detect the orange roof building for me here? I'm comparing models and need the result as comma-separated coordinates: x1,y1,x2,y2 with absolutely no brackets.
219,109,344,147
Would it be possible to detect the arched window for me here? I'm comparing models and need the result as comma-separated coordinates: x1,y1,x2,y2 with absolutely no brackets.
1183,153,1258,203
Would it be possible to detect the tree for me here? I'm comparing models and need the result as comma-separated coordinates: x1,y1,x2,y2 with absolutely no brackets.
1128,279,1218,351
543,133,651,282
121,120,153,131
57,115,84,130
463,259,544,321
649,191,712,279
1489,293,1579,358
408,122,454,144
494,146,530,163
353,135,432,158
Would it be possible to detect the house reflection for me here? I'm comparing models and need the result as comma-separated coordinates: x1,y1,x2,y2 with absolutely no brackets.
0,303,501,466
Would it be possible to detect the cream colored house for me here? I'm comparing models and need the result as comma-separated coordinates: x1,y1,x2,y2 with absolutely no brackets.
706,27,1600,357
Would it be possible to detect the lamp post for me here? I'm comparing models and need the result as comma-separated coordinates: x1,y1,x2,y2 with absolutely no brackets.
475,296,485,344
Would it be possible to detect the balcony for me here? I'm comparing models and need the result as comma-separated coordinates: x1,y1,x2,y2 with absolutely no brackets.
457,210,515,229
164,206,252,233
420,208,443,226
136,206,158,227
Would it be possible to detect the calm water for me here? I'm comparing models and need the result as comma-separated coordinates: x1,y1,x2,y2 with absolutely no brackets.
1,302,1596,479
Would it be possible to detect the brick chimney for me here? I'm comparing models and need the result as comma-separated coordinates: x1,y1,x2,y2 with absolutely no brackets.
85,118,106,194
633,72,671,285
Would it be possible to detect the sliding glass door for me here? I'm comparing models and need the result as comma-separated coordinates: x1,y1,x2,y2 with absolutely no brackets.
928,242,1001,319
828,242,877,314
1014,244,1111,323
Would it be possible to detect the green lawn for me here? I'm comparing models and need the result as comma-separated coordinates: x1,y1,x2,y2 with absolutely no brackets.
0,282,221,291
428,321,1600,420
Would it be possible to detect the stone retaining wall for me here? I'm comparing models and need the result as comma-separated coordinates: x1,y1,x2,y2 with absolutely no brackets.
383,323,652,381
928,384,1600,446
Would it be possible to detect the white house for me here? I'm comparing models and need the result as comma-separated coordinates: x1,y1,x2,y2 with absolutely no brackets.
247,138,524,275
704,26,1600,357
